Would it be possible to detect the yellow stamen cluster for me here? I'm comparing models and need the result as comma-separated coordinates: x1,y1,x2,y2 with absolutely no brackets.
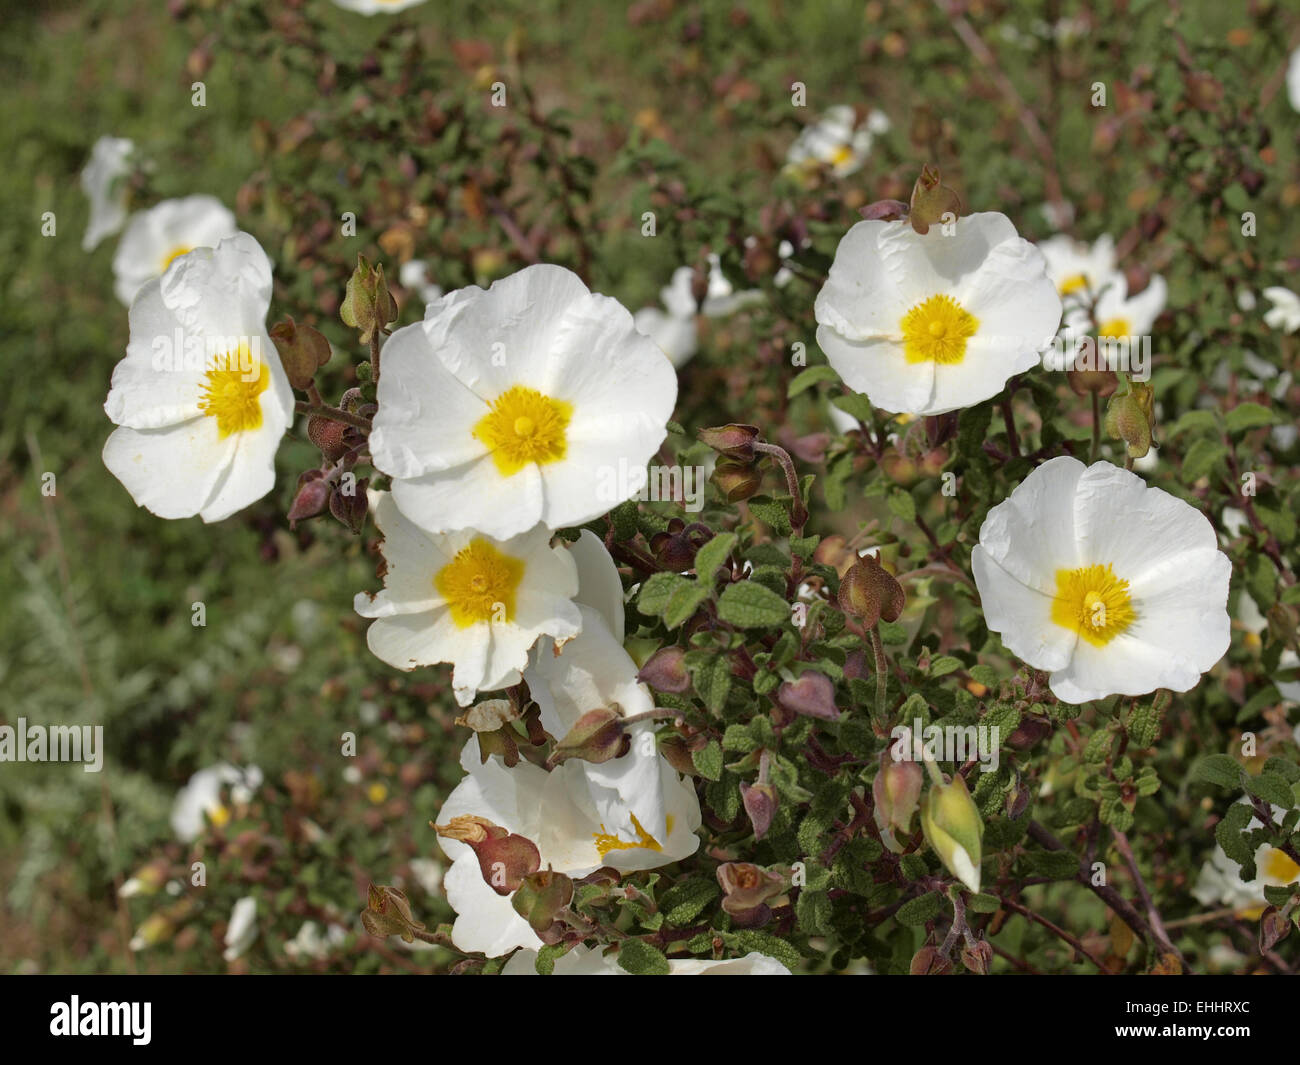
473,385,573,477
1051,563,1136,647
1097,317,1132,340
434,539,525,628
900,294,979,365
198,356,270,438
592,813,672,859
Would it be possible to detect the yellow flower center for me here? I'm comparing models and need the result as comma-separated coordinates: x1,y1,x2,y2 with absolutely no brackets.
1059,273,1088,295
473,385,573,477
367,783,388,804
1262,847,1300,884
208,804,231,828
1097,317,1132,340
1050,563,1136,647
593,813,672,859
198,354,270,438
434,538,525,627
900,294,979,365
161,245,192,272
829,144,855,167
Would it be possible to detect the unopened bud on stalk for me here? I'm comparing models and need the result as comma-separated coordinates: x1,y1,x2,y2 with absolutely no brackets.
698,423,761,461
872,752,923,853
340,255,398,344
838,554,906,627
920,769,984,893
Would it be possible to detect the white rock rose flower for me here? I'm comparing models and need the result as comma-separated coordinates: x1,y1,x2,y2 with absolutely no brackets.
502,944,790,975
1193,801,1300,917
814,213,1062,416
435,737,702,956
398,258,444,306
525,530,695,857
170,763,263,841
103,232,293,523
354,491,582,706
1036,233,1119,301
1063,271,1167,342
369,264,678,539
81,135,134,252
222,896,258,962
785,104,890,179
111,194,239,306
332,0,427,13
1289,48,1300,113
633,255,762,368
1261,286,1300,334
971,456,1231,703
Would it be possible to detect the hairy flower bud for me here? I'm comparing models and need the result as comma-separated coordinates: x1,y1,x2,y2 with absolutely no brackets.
637,645,691,693
547,707,629,767
740,781,778,841
698,423,761,460
776,670,840,721
270,315,332,390
432,816,542,896
921,772,984,893
873,753,923,853
712,459,763,502
838,554,906,627
288,473,331,528
717,861,785,925
340,255,398,344
512,869,574,939
1104,382,1154,459
909,164,962,235
307,415,349,462
329,476,369,534
360,883,425,943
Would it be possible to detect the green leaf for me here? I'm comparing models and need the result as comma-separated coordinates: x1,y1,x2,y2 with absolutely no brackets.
659,879,720,927
535,943,569,975
746,495,793,536
795,889,833,935
928,655,964,678
637,572,689,617
830,392,873,423
1023,850,1079,879
887,490,916,523
691,654,732,713
1126,703,1162,749
693,532,737,584
1216,803,1255,866
895,891,942,926
692,740,724,781
1246,773,1295,810
1195,754,1245,791
966,892,1001,914
1181,438,1229,481
617,939,671,975
730,930,801,972
1224,402,1278,434
663,582,710,629
787,365,840,398
717,581,791,628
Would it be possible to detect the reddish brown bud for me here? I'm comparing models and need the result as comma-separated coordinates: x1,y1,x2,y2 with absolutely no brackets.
776,670,840,721
740,781,778,841
329,477,369,534
838,554,906,627
712,459,763,502
288,474,331,527
637,646,691,693
698,423,761,460
269,316,332,390
547,707,630,767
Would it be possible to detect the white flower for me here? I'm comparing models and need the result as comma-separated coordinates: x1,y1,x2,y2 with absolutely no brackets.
785,104,890,178
81,135,134,252
1036,233,1118,301
369,264,678,539
1288,48,1300,113
332,0,427,13
1262,287,1300,334
111,195,239,306
285,921,347,961
1236,592,1300,703
633,305,698,368
408,858,444,896
971,456,1231,703
436,737,702,956
102,233,294,523
501,944,790,975
354,491,582,706
398,259,444,306
170,763,263,841
223,896,259,961
814,213,1062,416
525,531,692,858
1064,271,1166,342
1194,801,1300,916
632,256,761,369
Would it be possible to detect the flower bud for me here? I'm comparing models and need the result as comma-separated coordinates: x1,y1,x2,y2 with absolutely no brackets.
432,816,542,896
910,944,954,975
547,707,630,767
960,939,994,975
270,316,332,390
329,476,369,534
307,415,349,462
1068,367,1117,397
288,473,331,528
637,645,690,693
920,772,984,893
838,554,906,627
698,423,761,461
873,753,923,853
776,670,840,721
512,869,574,939
717,861,785,925
1104,386,1153,459
740,781,778,841
859,198,910,222
712,459,763,502
360,884,425,943
340,255,398,344
908,164,962,235
119,859,170,898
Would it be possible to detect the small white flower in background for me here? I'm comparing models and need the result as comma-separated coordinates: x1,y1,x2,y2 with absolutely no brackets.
1220,506,1249,542
1236,288,1257,312
1235,592,1300,703
435,736,701,956
1288,48,1300,113
102,233,294,523
972,456,1230,703
1194,801,1300,917
354,491,581,706
785,104,889,179
633,255,762,369
284,921,347,962
525,531,697,860
81,135,134,252
408,858,444,896
1063,271,1167,342
398,259,444,306
1036,233,1118,301
111,195,238,306
332,0,427,13
222,896,258,962
814,213,1062,416
170,763,263,841
501,945,790,975
369,264,678,539
1261,286,1300,334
